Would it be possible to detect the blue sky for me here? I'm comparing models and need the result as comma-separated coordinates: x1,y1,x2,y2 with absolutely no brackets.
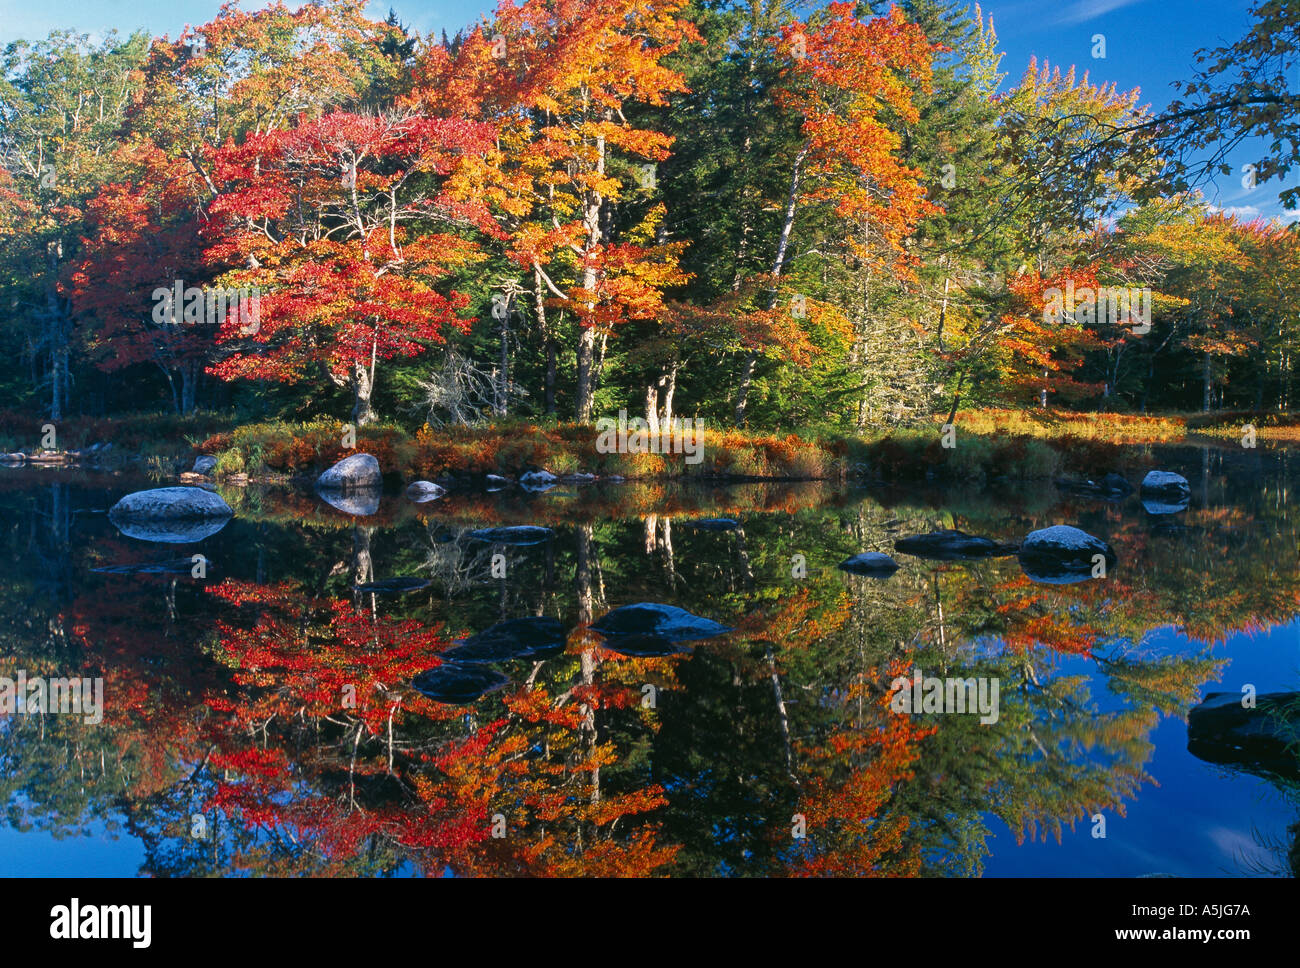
0,0,1291,220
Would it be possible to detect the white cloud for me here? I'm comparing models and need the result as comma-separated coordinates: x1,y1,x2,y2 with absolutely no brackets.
1054,0,1147,26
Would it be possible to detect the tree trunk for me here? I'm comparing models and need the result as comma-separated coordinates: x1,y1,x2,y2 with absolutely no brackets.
353,362,375,426
576,326,597,422
1202,351,1212,412
660,362,677,427
576,125,606,423
734,147,806,427
644,382,659,435
535,267,557,416
45,242,67,421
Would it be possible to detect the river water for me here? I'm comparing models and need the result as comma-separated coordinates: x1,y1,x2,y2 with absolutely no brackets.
1,444,1296,876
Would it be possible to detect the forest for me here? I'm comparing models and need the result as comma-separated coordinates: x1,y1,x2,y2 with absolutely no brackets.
2,0,1298,473
3,0,1300,886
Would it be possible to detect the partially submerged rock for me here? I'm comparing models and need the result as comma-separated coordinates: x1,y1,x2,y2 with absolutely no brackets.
442,617,568,663
1188,691,1300,781
466,525,553,545
411,663,510,705
1140,470,1190,500
520,470,558,492
1017,525,1116,584
1055,473,1132,499
894,529,1018,560
316,453,382,491
1140,472,1189,514
109,486,229,515
838,552,900,577
193,455,218,476
591,603,732,646
108,487,233,544
405,480,447,503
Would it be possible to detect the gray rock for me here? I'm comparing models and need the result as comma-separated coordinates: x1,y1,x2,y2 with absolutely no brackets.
193,455,218,475
443,617,568,664
838,552,900,577
316,453,382,491
109,486,233,521
1017,525,1116,584
1140,470,1190,499
1055,472,1132,498
519,470,558,491
894,529,1018,560
412,663,511,705
591,603,732,644
405,480,447,503
1188,691,1300,781
107,487,233,543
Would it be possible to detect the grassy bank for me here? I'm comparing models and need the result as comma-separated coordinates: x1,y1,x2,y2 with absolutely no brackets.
5,407,1298,488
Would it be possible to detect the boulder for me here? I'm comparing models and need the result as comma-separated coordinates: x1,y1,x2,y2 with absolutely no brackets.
485,474,510,491
1055,473,1133,499
1017,525,1116,584
520,470,558,491
316,453,382,491
894,529,1018,560
838,552,900,577
193,455,218,476
110,486,233,521
412,663,511,705
1140,470,1190,500
405,480,447,503
591,603,732,645
108,487,234,544
1187,691,1300,781
442,617,569,664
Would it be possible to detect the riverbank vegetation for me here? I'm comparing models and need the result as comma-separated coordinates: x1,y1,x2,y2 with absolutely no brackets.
2,0,1297,480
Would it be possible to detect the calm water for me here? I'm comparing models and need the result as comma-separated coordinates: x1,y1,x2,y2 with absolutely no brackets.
2,445,1298,877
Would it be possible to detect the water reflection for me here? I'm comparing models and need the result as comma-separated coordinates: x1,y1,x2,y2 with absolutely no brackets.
1,445,1298,876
